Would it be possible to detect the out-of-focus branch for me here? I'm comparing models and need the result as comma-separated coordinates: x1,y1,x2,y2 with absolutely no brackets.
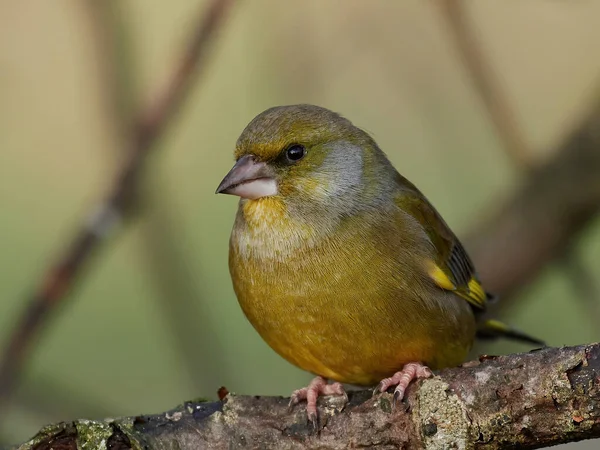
14,343,600,449
83,0,136,139
86,0,226,395
0,0,233,413
438,0,533,170
466,94,600,300
439,1,600,312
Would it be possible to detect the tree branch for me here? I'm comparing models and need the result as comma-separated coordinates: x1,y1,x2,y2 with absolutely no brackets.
465,94,600,300
14,343,600,449
439,0,600,321
438,0,533,170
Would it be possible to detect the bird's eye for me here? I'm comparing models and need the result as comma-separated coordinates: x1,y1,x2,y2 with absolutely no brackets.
285,144,306,162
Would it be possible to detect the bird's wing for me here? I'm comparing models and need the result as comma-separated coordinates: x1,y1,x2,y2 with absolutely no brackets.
394,174,488,310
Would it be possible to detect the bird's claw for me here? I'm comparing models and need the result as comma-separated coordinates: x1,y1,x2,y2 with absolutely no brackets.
307,411,318,431
288,387,307,409
374,362,433,406
372,380,386,397
288,376,347,429
392,389,407,411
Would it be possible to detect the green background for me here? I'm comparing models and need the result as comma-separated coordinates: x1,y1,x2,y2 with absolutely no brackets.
1,1,599,447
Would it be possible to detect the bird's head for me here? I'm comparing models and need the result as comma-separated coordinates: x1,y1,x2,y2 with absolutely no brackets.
216,104,394,216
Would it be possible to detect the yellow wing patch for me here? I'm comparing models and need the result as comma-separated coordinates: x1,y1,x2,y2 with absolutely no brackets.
428,262,487,309
428,263,456,291
466,278,487,307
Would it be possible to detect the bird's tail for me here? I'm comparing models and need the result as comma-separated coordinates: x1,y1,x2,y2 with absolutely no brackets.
476,319,545,347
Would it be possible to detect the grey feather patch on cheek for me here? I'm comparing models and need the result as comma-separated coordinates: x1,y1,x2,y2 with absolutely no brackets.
319,141,364,198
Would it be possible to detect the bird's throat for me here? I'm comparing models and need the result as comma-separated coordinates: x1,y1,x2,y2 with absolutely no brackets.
232,197,324,262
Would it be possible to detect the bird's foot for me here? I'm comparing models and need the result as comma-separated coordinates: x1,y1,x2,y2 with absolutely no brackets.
289,376,347,428
375,362,432,404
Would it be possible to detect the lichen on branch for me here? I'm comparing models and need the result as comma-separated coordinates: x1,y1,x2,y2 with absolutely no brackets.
15,343,600,450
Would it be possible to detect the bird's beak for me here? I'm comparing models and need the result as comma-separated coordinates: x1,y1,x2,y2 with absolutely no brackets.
215,154,278,200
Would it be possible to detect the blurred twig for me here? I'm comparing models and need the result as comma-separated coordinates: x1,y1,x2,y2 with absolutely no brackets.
0,0,233,414
466,93,600,302
438,0,533,170
83,0,137,139
440,0,600,320
87,0,226,395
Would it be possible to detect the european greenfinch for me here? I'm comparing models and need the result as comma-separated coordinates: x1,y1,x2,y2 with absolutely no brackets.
216,104,542,423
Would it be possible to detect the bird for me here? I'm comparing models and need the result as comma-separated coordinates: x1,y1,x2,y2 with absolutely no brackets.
216,104,543,425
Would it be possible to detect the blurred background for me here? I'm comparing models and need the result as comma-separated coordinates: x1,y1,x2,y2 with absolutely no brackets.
1,0,600,447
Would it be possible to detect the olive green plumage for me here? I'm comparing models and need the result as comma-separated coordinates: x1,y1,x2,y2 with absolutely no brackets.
219,104,542,386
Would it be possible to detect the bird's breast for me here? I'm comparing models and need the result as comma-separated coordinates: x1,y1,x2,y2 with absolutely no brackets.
228,199,476,384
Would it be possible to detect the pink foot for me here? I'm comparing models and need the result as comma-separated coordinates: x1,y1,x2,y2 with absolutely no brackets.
289,376,347,426
376,362,432,403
